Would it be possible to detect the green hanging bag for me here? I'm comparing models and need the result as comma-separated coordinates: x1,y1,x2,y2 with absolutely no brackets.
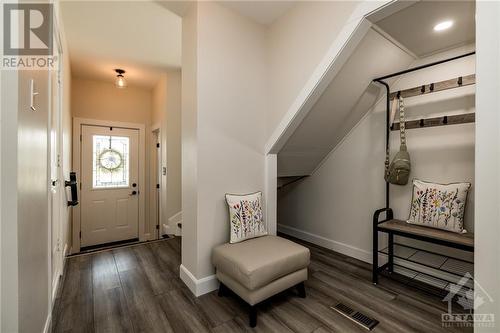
385,96,411,185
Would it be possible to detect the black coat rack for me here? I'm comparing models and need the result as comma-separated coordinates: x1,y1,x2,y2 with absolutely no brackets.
373,51,475,209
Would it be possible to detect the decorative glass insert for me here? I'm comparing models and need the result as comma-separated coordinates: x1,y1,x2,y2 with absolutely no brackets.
93,135,129,188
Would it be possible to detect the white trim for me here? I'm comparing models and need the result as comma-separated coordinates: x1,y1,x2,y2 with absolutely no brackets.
265,154,277,235
165,211,182,236
278,223,372,263
279,224,474,289
43,312,52,333
265,16,372,154
72,117,146,253
150,128,161,240
179,264,219,297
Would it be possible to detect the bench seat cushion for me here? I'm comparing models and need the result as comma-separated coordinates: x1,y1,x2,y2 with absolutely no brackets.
212,235,310,291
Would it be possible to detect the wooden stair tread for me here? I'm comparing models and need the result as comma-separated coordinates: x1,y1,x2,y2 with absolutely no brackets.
378,219,474,248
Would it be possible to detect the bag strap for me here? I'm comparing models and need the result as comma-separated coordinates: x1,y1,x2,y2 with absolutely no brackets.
398,95,406,146
384,95,406,178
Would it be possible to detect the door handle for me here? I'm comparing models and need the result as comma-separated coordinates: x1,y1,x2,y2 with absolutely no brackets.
64,172,79,206
130,190,137,196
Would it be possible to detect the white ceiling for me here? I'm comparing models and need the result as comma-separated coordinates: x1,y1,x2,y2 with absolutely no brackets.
219,1,296,25
375,0,475,57
61,1,181,88
278,29,415,176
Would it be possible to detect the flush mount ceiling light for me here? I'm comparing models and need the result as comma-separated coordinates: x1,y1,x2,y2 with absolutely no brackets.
114,69,127,88
433,20,453,32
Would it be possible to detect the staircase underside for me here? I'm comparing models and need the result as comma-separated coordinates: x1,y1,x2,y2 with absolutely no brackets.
278,28,414,177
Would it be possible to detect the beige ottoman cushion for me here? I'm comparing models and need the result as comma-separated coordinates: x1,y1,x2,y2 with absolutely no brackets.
212,235,310,291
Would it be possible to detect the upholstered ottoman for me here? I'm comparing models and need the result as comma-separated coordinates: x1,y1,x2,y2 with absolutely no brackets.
212,235,310,327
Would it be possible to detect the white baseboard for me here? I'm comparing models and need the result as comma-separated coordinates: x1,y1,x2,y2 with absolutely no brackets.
43,312,52,333
278,223,372,263
179,264,219,297
278,224,467,288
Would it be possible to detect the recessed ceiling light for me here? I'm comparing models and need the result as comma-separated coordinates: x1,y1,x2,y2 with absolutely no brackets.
434,20,453,32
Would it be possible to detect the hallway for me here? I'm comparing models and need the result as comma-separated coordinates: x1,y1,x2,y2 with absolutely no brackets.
51,237,471,333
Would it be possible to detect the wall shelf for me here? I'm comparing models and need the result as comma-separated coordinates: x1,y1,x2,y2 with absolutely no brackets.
391,113,475,131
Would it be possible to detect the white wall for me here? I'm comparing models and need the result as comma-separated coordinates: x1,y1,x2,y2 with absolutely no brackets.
1,70,51,332
1,70,20,333
266,1,360,139
278,46,476,262
181,2,199,277
60,5,73,262
152,70,182,229
475,1,500,330
181,2,268,291
166,71,182,220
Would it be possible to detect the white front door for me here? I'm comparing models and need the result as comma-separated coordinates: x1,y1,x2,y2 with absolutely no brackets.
80,125,140,247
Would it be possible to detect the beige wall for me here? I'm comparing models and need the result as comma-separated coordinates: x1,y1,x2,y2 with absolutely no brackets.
72,78,152,124
71,77,157,239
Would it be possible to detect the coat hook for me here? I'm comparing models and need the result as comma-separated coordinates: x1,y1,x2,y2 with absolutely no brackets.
421,85,425,94
443,116,448,124
429,83,434,92
397,91,401,98
419,119,424,127
458,76,463,86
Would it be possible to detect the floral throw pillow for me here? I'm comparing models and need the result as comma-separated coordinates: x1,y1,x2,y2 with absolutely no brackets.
225,192,267,243
407,179,471,233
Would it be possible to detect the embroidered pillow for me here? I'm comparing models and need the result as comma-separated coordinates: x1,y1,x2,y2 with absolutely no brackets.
225,192,267,243
407,179,471,233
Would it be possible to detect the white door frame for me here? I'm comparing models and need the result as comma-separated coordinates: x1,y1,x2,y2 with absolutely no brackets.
72,117,146,254
150,125,161,239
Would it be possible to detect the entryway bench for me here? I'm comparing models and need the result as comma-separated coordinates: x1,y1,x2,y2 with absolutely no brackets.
372,208,474,286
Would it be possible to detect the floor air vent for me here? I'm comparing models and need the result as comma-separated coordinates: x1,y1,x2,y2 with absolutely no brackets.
331,303,379,331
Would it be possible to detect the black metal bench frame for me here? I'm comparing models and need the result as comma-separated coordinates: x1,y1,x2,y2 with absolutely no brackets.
372,207,474,286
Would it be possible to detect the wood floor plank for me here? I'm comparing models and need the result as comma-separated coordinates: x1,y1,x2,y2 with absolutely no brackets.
52,255,94,333
133,243,177,295
312,271,450,333
158,289,212,333
194,291,244,328
212,318,248,333
53,237,472,333
93,287,134,333
113,247,139,272
269,297,323,333
235,311,295,333
118,268,174,333
92,251,121,292
149,240,181,275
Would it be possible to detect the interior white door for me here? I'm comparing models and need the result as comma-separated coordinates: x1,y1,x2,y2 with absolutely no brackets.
50,29,63,295
80,125,140,247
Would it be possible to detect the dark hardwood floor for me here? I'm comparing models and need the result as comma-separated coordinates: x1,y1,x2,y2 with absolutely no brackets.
52,236,472,333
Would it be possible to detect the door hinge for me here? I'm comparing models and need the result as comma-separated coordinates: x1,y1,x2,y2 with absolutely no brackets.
80,134,82,141
156,225,159,230
156,184,160,189
79,231,81,239
156,143,160,148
